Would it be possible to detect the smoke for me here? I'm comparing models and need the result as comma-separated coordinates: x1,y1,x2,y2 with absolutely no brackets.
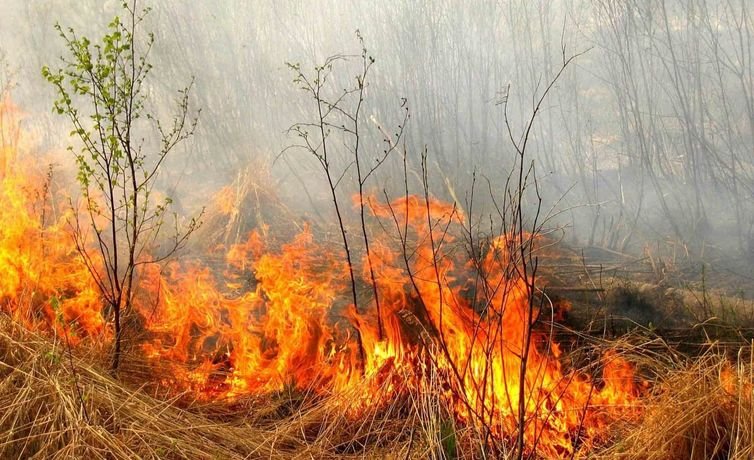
1,0,753,269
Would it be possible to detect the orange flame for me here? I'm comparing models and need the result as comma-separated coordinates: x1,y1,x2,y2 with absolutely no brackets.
136,191,641,456
0,97,104,342
1,96,641,456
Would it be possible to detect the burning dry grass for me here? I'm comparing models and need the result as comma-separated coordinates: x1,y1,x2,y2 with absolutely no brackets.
2,96,753,459
0,315,275,459
3,314,753,459
594,346,754,460
0,312,494,459
0,314,460,459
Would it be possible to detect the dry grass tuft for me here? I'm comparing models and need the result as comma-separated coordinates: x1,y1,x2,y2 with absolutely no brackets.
595,346,754,460
0,316,279,459
0,315,440,459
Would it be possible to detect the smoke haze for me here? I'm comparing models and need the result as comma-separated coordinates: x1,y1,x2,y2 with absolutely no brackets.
1,0,753,279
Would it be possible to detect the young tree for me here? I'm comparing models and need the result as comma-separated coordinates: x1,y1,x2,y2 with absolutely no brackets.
42,0,201,371
285,34,406,354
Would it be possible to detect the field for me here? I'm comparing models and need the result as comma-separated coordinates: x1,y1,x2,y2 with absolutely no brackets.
3,2,754,457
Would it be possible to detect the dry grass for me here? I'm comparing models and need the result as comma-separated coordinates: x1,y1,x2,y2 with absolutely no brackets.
593,345,754,460
0,315,284,459
2,314,753,459
190,163,301,252
0,315,445,459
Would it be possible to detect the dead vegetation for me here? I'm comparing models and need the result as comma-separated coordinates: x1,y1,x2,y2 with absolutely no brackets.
594,347,754,460
0,314,464,459
0,316,277,459
2,310,753,459
2,9,754,457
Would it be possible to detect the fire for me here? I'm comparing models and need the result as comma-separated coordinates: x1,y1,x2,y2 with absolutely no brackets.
136,192,641,456
0,96,641,456
0,96,103,342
